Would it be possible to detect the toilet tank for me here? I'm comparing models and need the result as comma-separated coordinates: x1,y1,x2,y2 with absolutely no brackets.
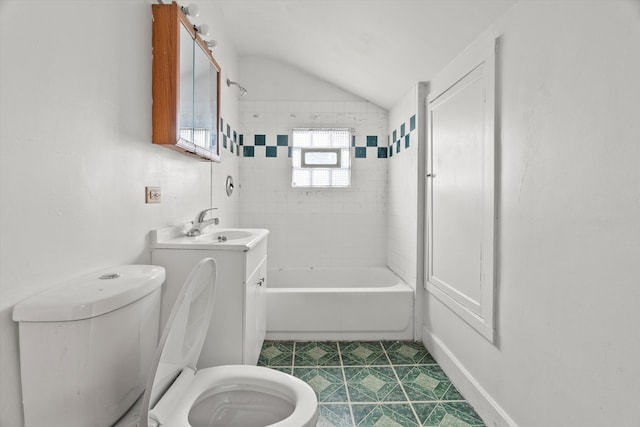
12,265,165,427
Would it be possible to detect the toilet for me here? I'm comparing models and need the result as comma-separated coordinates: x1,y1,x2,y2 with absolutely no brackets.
13,259,318,427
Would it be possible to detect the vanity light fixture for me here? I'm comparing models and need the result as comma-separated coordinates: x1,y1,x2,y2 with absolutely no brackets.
181,3,199,17
193,23,210,37
205,39,218,49
227,78,248,96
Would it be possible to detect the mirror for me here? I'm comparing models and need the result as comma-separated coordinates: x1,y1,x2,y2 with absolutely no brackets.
193,41,219,158
152,2,221,161
179,23,194,145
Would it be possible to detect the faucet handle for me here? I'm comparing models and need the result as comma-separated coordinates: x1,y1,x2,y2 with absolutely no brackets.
195,208,218,223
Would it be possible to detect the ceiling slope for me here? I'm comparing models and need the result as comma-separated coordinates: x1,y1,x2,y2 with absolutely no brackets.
200,0,515,109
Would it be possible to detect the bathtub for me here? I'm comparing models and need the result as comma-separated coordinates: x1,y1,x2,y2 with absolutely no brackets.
265,267,414,341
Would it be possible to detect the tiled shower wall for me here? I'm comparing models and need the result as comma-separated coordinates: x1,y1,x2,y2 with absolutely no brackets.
239,101,388,269
387,85,421,288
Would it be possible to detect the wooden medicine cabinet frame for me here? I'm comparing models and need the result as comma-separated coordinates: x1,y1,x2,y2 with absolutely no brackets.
152,2,221,161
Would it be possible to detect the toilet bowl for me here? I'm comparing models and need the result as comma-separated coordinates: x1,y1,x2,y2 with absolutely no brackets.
140,258,318,427
148,365,318,427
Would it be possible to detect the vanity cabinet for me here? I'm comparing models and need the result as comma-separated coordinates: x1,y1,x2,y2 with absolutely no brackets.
152,2,221,161
151,236,267,368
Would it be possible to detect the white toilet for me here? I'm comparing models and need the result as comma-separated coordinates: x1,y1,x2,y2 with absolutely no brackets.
13,259,318,427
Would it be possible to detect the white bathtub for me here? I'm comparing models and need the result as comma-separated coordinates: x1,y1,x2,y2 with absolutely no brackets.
265,267,414,341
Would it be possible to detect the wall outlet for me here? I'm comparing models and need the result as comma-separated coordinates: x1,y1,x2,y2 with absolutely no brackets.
145,187,161,203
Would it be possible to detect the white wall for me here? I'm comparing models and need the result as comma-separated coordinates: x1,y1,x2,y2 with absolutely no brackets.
0,1,239,425
240,56,364,102
238,56,389,269
422,1,640,426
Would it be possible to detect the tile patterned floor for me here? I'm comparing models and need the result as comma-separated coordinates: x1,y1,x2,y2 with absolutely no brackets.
258,340,485,427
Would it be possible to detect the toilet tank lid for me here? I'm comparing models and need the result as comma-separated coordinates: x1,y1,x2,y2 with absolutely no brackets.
13,265,166,322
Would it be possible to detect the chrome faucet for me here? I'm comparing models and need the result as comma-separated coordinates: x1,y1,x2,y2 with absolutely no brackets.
185,208,219,237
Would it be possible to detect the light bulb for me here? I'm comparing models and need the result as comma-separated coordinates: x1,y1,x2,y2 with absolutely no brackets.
181,3,199,17
194,24,209,37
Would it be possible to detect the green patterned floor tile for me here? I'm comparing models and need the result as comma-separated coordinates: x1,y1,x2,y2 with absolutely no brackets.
416,402,485,426
295,341,341,366
340,341,389,366
258,341,294,367
317,404,354,427
394,365,451,401
344,366,406,403
382,341,436,365
441,383,465,401
352,403,419,427
293,367,348,402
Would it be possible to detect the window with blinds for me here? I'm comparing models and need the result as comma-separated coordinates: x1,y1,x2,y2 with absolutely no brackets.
291,128,351,188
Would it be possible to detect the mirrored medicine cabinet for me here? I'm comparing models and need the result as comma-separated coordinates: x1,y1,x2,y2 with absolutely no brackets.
152,2,221,161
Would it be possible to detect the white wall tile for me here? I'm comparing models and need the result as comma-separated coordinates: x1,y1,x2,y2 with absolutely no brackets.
240,101,388,269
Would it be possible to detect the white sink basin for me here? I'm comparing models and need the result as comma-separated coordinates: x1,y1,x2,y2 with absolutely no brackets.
151,226,269,251
198,230,254,242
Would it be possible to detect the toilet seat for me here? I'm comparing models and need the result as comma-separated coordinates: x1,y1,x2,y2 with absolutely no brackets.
150,365,318,427
138,258,318,427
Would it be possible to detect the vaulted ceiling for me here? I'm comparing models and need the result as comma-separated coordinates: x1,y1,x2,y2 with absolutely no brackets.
201,0,516,109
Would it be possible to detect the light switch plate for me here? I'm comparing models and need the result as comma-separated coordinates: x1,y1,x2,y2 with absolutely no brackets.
145,187,161,203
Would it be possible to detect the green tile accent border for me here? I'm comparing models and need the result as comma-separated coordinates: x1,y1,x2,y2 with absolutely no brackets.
266,146,277,157
366,136,378,147
388,113,418,158
355,147,366,158
218,117,241,155
254,134,266,146
277,134,289,146
378,147,388,158
243,146,254,157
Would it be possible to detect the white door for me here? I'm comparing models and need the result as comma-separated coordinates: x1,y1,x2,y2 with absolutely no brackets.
426,40,497,342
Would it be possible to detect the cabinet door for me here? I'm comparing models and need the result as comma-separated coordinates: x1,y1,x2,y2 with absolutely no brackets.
152,2,221,161
244,258,267,365
193,42,219,159
178,23,194,144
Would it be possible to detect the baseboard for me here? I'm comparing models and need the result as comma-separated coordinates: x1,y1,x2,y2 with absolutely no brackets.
265,330,414,341
422,325,518,427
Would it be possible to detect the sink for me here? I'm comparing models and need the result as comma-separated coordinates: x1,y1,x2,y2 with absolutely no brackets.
198,230,254,242
151,226,269,251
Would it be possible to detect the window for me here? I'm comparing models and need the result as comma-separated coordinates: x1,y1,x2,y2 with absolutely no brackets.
291,128,351,187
